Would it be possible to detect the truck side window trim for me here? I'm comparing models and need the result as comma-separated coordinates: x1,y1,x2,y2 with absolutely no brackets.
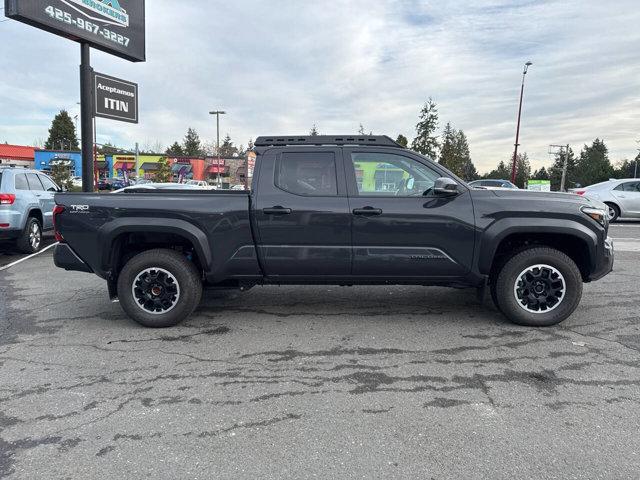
274,151,339,197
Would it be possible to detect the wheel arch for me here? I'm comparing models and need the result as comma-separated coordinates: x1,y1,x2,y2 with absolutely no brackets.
26,208,43,227
479,218,598,281
98,218,212,278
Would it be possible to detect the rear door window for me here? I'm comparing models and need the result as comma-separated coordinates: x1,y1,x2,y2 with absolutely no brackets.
275,152,338,196
26,173,44,191
14,174,29,190
622,182,640,192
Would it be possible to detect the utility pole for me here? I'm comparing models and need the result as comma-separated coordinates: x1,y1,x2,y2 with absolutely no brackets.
209,110,226,189
511,61,533,184
561,144,569,191
549,144,570,191
79,43,94,192
635,141,639,178
135,142,139,180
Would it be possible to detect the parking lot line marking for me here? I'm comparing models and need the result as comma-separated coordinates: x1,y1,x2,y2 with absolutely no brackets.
0,242,58,272
614,242,640,252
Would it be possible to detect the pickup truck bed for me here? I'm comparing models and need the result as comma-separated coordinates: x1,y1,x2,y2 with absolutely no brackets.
53,135,614,328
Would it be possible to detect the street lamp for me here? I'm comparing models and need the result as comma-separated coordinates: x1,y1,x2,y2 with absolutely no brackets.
510,61,533,184
209,110,226,189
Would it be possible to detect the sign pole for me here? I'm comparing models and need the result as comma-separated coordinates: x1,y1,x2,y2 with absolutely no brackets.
80,43,95,192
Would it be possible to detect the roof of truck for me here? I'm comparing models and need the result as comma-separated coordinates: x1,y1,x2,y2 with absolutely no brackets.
254,135,403,148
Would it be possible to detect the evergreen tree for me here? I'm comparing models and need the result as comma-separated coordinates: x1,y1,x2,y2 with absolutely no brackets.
310,124,319,136
247,138,254,150
395,134,408,148
438,122,457,172
183,128,203,156
219,134,238,157
411,98,439,158
456,130,478,181
45,110,79,150
614,155,638,178
154,157,173,182
514,153,531,188
98,142,124,155
484,161,511,180
50,163,73,191
532,166,550,180
575,138,614,187
548,147,577,191
166,142,184,156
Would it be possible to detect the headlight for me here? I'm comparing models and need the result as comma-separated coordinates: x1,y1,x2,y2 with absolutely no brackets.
581,206,607,226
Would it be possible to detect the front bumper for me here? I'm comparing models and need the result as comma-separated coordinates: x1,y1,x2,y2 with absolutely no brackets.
587,236,614,281
53,243,93,273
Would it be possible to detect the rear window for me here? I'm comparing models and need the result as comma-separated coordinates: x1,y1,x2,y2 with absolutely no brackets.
275,152,338,196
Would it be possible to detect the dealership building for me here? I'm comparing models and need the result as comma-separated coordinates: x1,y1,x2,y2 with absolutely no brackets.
0,144,36,168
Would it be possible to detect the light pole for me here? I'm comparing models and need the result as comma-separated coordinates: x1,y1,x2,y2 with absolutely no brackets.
209,110,226,189
510,61,533,184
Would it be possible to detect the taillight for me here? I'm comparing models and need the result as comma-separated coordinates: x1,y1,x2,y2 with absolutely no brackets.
0,194,16,205
53,205,65,242
574,190,586,196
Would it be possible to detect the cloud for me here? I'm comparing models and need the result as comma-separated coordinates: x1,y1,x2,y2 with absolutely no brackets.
1,0,638,172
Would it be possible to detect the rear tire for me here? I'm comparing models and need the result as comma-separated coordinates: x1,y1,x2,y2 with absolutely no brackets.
16,217,42,254
117,249,202,328
605,202,620,222
494,247,583,327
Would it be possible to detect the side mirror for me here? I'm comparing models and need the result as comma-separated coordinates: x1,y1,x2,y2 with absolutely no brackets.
433,177,459,196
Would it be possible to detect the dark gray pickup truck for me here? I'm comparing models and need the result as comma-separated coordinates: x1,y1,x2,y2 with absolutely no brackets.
53,135,614,328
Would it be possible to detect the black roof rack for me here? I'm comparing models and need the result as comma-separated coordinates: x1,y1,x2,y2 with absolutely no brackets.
254,135,403,148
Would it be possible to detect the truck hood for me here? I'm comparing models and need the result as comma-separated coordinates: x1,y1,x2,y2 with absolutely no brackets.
488,189,607,210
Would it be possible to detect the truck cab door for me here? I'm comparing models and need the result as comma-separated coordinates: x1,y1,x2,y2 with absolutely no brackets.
343,147,475,279
253,148,351,278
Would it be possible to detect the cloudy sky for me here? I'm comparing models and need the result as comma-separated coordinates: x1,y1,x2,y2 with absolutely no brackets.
1,0,639,172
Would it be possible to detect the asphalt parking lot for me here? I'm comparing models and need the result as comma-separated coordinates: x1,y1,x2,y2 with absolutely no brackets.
1,223,639,479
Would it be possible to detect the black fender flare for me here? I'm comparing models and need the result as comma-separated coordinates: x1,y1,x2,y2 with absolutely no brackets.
477,217,598,275
98,217,212,273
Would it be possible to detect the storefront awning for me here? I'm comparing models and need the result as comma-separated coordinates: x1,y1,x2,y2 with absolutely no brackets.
172,164,192,173
114,162,135,170
207,165,229,174
140,162,159,171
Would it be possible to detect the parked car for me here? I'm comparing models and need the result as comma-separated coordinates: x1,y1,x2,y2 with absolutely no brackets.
184,180,212,189
0,167,61,253
53,135,613,329
98,178,128,191
572,179,640,221
468,179,519,190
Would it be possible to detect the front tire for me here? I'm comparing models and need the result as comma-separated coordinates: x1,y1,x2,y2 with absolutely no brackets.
16,217,42,254
117,249,202,328
494,247,583,327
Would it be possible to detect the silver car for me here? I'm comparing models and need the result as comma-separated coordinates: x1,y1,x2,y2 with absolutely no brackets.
0,167,61,252
575,179,640,221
